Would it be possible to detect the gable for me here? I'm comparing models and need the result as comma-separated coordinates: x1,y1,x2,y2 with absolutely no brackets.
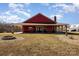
23,13,55,24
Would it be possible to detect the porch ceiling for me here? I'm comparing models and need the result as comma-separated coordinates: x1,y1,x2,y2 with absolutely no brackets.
13,23,68,26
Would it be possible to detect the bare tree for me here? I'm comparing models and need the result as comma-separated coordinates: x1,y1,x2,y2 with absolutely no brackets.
0,23,21,33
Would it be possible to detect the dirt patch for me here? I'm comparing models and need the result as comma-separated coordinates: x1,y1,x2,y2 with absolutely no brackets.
57,35,79,45
0,36,25,41
15,37,25,40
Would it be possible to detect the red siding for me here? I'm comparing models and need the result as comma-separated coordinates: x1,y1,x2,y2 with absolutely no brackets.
46,26,53,32
22,13,56,33
22,26,36,33
22,26,56,33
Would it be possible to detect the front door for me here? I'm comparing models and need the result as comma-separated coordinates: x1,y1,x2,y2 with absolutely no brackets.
36,26,44,32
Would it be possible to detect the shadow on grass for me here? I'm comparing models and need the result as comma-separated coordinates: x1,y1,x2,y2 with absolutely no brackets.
21,32,65,35
68,32,79,35
20,32,79,35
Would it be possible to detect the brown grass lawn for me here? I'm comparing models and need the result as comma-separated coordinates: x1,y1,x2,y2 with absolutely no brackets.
0,33,79,56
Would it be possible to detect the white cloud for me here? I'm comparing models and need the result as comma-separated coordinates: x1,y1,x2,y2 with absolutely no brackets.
27,9,31,13
6,15,23,23
53,4,67,7
54,4,76,13
17,10,31,17
63,5,76,13
50,14,63,20
72,3,79,12
24,3,31,6
41,3,50,6
41,3,77,15
73,3,79,8
9,3,24,9
56,15,63,19
1,3,32,23
0,15,24,23
0,3,31,23
9,3,18,8
8,3,31,17
5,11,12,16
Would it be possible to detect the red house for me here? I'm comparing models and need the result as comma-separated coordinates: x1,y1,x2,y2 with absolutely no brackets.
21,13,68,33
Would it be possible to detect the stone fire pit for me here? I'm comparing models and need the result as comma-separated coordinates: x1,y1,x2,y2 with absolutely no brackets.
2,35,16,40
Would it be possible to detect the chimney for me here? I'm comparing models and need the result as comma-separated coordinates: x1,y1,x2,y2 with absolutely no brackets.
54,16,57,23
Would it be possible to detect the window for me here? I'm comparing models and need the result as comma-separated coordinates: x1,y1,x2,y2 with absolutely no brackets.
28,27,33,30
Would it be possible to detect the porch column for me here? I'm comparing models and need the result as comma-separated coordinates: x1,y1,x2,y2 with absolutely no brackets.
55,25,57,32
60,26,62,32
65,25,68,36
53,26,56,32
59,26,61,32
57,25,60,32
61,26,63,32
56,26,57,32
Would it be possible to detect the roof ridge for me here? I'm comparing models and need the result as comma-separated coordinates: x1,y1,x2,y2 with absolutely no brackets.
23,13,55,23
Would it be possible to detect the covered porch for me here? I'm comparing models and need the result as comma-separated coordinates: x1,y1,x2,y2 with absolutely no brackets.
14,23,68,36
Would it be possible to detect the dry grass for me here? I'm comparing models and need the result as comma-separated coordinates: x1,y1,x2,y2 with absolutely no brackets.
57,35,79,46
0,33,78,56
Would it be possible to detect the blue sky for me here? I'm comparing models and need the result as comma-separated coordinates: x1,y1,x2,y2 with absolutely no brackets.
0,3,79,24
